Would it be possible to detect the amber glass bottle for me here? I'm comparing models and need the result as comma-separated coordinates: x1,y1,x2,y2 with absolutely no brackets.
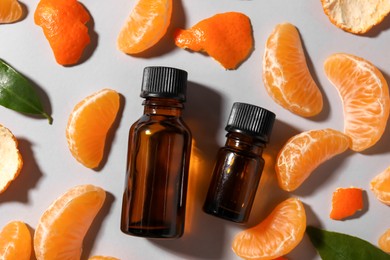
121,67,192,238
203,102,275,223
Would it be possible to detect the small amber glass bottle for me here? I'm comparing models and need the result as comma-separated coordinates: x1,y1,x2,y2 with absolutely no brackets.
121,66,192,238
203,102,275,223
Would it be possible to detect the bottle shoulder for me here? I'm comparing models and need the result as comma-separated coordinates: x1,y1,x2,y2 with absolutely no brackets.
218,146,264,161
130,114,191,136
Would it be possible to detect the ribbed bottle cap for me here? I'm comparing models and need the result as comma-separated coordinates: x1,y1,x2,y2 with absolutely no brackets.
225,102,276,143
140,66,188,101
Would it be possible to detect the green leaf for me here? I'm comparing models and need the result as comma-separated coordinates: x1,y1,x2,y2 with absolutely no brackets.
0,59,53,124
306,226,390,260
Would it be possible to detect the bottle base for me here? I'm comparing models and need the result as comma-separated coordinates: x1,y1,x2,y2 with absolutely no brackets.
121,225,183,239
203,205,247,223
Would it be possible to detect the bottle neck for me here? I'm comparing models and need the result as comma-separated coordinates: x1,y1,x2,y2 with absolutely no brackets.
143,98,184,117
225,132,265,155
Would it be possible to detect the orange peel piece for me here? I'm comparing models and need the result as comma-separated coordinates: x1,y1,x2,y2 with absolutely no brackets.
263,23,323,117
0,0,23,23
174,12,254,70
330,187,364,220
321,0,390,34
34,0,91,65
0,124,23,194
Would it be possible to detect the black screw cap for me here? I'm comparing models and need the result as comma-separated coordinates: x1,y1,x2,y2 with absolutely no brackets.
225,102,276,143
141,66,188,101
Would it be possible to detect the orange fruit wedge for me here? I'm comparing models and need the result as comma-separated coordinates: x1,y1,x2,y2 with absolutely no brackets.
263,23,323,117
0,221,31,260
174,12,254,70
34,184,106,260
324,53,390,152
321,0,390,34
329,187,364,220
117,0,172,54
0,0,23,23
34,0,91,65
378,228,390,253
89,256,120,260
0,124,23,194
66,89,120,169
370,167,390,206
232,197,306,260
276,128,351,192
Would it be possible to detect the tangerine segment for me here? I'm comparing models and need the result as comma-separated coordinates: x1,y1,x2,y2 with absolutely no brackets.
324,53,390,152
0,0,23,23
263,23,323,117
0,124,23,194
378,228,390,253
232,197,306,260
276,129,350,192
34,184,106,260
34,0,90,65
0,221,31,260
370,167,390,205
321,0,390,34
117,0,172,54
66,89,120,169
174,12,254,70
330,187,364,220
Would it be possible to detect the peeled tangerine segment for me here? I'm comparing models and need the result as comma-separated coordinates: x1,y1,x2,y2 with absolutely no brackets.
0,221,31,260
324,53,390,152
378,228,390,253
0,0,23,23
66,89,120,169
276,128,351,192
34,184,106,260
0,124,23,193
263,23,323,117
321,0,390,34
232,197,306,260
330,187,364,220
117,0,172,54
370,167,390,206
174,12,254,70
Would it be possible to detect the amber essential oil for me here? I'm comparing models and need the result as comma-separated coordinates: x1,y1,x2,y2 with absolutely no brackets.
121,67,192,239
203,102,275,223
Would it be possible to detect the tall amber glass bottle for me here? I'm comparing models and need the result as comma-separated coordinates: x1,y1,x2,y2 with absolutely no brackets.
121,67,192,238
203,102,275,223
